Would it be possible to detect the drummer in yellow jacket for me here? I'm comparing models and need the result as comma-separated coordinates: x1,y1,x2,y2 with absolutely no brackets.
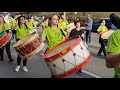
40,14,67,78
97,20,108,57
9,14,19,43
58,14,68,31
14,15,31,72
26,16,36,30
0,16,14,62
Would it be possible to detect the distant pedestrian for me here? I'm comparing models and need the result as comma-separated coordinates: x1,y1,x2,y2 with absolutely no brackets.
84,14,93,44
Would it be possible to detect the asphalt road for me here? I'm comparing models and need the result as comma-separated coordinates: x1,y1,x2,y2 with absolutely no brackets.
0,32,114,78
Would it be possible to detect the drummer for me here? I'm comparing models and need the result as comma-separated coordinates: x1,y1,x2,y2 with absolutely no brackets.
40,14,67,78
0,16,14,62
9,14,19,43
106,13,120,78
26,16,36,30
97,20,108,57
69,20,86,74
58,14,68,31
14,15,31,72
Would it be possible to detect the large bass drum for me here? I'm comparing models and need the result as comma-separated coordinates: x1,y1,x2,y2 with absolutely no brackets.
43,36,92,78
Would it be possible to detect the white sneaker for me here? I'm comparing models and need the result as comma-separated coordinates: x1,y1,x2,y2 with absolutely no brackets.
11,40,14,43
15,65,20,72
23,66,28,72
41,53,44,56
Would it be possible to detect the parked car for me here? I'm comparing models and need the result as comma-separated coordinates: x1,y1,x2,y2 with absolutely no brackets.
92,18,116,32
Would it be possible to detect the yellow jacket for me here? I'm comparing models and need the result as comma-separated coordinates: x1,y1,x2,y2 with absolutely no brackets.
97,25,108,34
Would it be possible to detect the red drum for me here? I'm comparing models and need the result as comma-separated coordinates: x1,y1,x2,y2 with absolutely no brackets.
13,32,44,59
43,36,92,78
0,31,11,48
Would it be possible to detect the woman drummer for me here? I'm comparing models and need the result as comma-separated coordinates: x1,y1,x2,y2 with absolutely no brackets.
40,14,67,78
0,16,14,62
14,15,31,72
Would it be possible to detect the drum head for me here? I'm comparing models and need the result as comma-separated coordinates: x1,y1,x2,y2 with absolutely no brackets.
101,30,114,39
66,23,76,32
13,32,38,48
43,36,81,59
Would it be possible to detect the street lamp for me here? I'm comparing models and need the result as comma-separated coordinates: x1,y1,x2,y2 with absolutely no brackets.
74,12,77,19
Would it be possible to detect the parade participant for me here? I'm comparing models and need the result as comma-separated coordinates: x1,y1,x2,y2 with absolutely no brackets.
26,16,36,30
97,20,108,57
43,18,48,28
14,15,31,72
106,13,120,78
69,20,86,74
59,14,68,31
30,15,35,23
84,14,93,44
10,13,19,43
40,14,67,77
0,16,14,62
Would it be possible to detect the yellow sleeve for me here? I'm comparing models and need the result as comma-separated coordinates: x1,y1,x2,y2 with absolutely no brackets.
97,26,102,32
4,23,11,30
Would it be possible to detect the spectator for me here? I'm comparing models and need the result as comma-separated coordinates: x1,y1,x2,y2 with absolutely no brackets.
84,14,93,44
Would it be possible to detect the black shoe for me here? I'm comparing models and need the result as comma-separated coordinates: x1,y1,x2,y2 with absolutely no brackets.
0,57,3,61
51,76,56,78
104,55,106,58
0,59,3,61
97,52,102,56
9,58,14,62
78,69,83,74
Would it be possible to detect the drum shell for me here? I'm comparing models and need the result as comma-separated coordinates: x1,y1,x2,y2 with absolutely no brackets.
0,31,11,48
13,32,44,59
100,30,114,46
43,36,92,78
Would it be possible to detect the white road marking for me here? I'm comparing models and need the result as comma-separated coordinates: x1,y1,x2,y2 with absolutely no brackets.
82,70,102,78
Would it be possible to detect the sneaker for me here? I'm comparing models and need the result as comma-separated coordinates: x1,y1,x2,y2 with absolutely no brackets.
15,65,20,72
23,66,28,72
78,69,83,74
0,57,3,61
9,58,14,62
0,59,3,61
41,53,44,56
11,40,14,43
97,52,102,56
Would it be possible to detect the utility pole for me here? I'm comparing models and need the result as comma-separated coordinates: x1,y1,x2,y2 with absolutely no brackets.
75,12,77,19
63,12,66,19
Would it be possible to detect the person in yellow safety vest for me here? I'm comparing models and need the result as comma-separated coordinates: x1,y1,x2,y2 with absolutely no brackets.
30,15,35,23
58,14,68,31
97,20,108,57
44,19,48,28
26,16,36,30
0,16,14,62
14,15,31,72
9,14,19,43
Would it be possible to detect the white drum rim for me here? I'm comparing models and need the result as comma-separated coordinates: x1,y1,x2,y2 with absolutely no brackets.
13,32,38,48
52,55,92,78
43,36,82,62
101,30,114,39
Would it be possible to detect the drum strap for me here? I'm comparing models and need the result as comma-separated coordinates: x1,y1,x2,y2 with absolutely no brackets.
60,29,66,37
